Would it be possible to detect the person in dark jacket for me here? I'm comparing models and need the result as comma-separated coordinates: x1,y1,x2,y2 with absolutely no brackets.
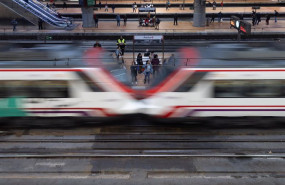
151,54,160,78
274,10,279,23
112,4,115,13
94,14,98,28
210,13,215,23
266,14,270,25
11,19,18,31
130,61,138,85
123,15,127,26
174,13,178,25
99,1,102,9
136,53,143,74
38,18,43,30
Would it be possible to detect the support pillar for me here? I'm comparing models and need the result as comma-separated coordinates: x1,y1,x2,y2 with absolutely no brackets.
81,7,95,28
193,0,206,27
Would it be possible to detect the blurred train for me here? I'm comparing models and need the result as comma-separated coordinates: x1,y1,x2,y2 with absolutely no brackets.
0,46,138,120
142,44,285,120
3,42,285,122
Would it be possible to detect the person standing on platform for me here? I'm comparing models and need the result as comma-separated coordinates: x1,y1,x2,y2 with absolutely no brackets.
151,54,160,78
174,13,178,25
93,41,101,48
256,13,261,25
112,4,115,13
221,1,223,9
274,10,279,23
99,1,102,9
105,3,108,12
63,2,67,9
38,18,43,30
123,15,127,26
213,0,216,10
130,61,138,85
210,13,215,23
132,2,136,12
117,36,126,56
218,11,222,22
266,14,270,25
143,60,153,84
155,17,160,30
116,14,121,26
94,14,98,28
11,19,17,31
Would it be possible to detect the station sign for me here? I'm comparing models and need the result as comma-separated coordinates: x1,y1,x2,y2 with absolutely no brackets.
134,35,164,40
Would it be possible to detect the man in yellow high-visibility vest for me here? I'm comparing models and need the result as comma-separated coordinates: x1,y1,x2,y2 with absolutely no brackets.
117,36,126,56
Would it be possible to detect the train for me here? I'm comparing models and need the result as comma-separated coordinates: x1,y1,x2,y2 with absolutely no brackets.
141,44,285,121
2,43,285,123
0,46,139,122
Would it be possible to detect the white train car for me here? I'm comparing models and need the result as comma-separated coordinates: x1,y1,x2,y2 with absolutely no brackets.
0,48,138,120
141,46,285,119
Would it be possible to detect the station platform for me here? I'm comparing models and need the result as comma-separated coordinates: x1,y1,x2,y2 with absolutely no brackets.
57,6,285,15
44,0,281,5
1,2,285,40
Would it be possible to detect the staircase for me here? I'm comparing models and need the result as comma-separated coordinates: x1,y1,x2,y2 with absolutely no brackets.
0,0,73,28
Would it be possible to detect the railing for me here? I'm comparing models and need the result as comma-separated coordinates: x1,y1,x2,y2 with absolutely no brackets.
13,0,71,27
0,57,285,67
0,0,38,25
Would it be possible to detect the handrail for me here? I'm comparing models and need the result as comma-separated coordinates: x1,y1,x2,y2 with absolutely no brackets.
10,0,71,27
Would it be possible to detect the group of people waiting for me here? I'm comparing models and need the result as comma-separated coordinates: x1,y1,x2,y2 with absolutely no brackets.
131,50,160,85
139,14,160,29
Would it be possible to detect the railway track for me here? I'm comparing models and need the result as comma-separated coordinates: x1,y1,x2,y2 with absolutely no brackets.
0,123,285,184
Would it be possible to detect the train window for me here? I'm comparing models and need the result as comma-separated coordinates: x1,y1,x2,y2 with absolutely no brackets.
214,80,285,98
76,71,104,92
214,81,245,98
174,72,207,92
0,80,69,98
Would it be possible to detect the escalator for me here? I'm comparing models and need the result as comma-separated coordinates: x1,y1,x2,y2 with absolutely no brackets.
0,0,73,28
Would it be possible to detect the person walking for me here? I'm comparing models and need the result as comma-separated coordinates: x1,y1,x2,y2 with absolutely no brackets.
117,36,126,56
38,18,43,30
11,19,18,31
151,54,160,78
112,4,115,13
130,61,138,85
143,61,153,84
220,1,223,9
256,13,261,25
116,14,121,26
274,10,279,23
174,13,178,25
105,3,108,12
123,15,127,26
166,1,169,10
99,1,101,9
